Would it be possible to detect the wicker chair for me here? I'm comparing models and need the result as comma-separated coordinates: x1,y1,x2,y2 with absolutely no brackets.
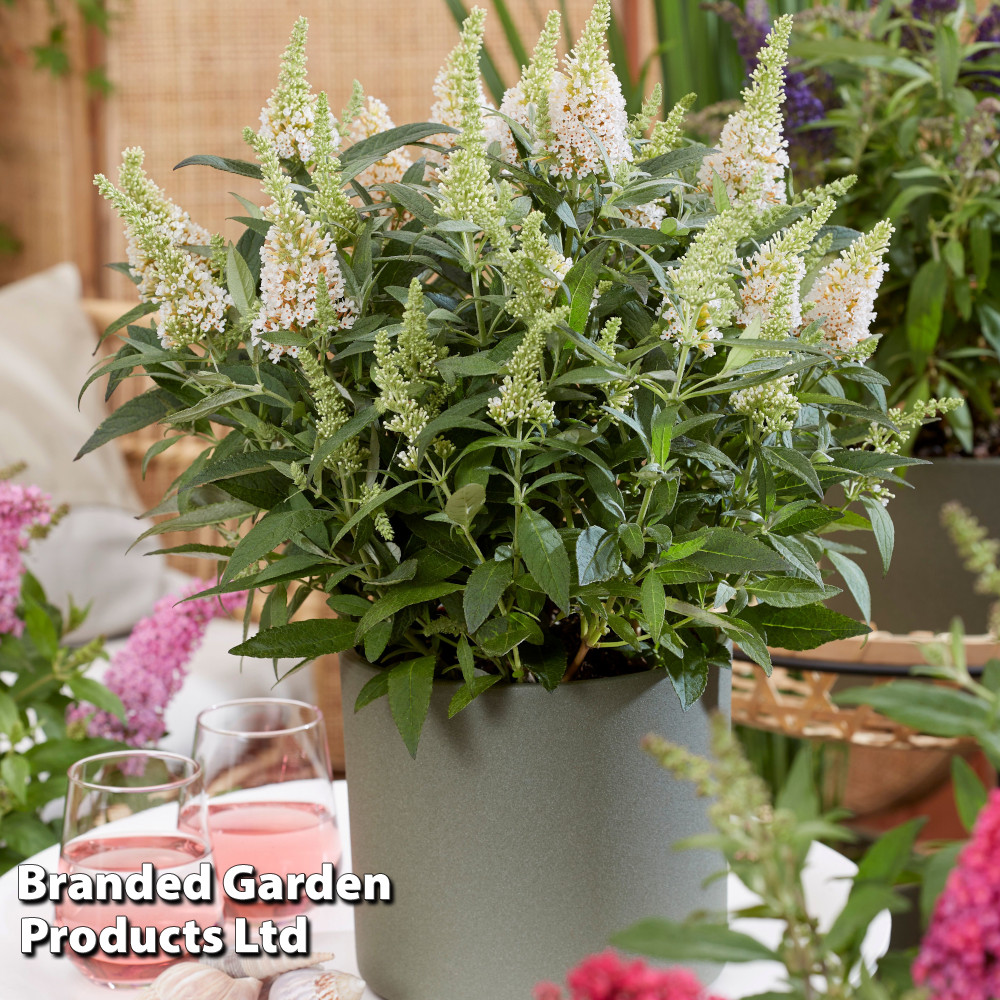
81,299,346,774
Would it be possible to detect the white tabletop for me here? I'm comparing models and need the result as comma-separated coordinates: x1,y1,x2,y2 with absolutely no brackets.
0,780,890,998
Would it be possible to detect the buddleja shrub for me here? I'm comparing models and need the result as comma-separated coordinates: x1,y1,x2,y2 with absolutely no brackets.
86,4,933,754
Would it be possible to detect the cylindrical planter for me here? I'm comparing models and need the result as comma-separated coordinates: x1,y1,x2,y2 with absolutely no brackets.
827,458,1000,634
340,651,731,1000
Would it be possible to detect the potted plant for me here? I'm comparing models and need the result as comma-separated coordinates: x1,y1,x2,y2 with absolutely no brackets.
714,0,1000,634
85,4,923,996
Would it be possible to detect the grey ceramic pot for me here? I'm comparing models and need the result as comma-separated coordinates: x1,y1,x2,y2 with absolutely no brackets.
340,651,731,1000
826,458,1000,634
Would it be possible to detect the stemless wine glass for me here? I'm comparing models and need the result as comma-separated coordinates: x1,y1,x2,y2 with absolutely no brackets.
57,750,221,988
187,698,341,923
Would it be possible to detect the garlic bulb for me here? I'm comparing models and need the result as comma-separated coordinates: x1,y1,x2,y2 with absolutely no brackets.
201,951,334,981
137,963,261,1000
268,969,366,1000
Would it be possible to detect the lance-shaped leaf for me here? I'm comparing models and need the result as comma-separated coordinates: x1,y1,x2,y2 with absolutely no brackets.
516,508,570,613
388,656,436,758
463,559,513,634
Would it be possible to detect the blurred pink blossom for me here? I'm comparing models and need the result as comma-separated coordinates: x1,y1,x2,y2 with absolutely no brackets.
914,788,1000,1000
535,950,720,1000
70,579,246,746
0,481,52,636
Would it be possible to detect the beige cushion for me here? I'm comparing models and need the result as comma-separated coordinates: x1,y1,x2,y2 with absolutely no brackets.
0,264,141,510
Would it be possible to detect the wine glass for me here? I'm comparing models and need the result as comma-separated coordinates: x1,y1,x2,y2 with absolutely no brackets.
186,698,341,923
58,750,221,987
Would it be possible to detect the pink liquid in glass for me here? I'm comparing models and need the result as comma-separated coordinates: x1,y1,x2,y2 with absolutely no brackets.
55,833,222,987
181,800,340,921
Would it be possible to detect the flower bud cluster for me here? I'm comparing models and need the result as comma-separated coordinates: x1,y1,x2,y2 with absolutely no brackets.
731,374,801,434
698,17,792,209
488,311,559,428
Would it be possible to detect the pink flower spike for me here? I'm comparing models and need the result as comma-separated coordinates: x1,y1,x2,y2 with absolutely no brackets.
0,481,52,637
914,788,1000,1000
70,581,247,746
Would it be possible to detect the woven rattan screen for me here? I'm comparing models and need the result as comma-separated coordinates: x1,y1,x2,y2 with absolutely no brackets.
2,0,654,295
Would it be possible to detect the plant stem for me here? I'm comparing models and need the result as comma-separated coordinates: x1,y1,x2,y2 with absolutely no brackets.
463,233,488,346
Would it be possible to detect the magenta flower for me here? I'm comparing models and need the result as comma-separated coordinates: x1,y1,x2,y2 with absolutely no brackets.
535,950,720,1000
71,580,246,746
0,481,52,636
914,788,1000,1000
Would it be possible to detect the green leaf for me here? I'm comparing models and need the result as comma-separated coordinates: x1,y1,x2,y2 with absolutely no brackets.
448,674,502,718
650,405,678,466
906,259,947,355
475,614,542,657
330,481,416,547
0,691,19,738
76,388,175,458
310,406,378,481
98,299,159,345
340,123,457,181
641,573,666,643
763,445,822,497
457,635,475,685
767,534,823,585
363,620,392,663
168,387,264,425
978,302,1000,361
619,523,644,559
857,816,924,885
226,246,256,315
564,243,607,333
230,618,358,659
666,654,708,709
951,756,987,833
738,604,870,651
445,483,486,530
222,508,331,584
970,220,991,288
861,496,894,576
920,842,962,922
1,813,59,858
611,919,777,964
174,154,263,179
836,681,989,737
775,745,818,822
356,583,463,640
520,635,567,691
686,528,789,575
387,656,436,758
827,550,870,622
183,448,302,490
135,499,256,543
21,601,56,665
1,753,30,804
641,144,713,178
825,883,908,956
463,559,513,633
746,578,840,609
723,618,772,675
66,677,125,720
516,508,570,613
576,526,621,586
354,670,389,712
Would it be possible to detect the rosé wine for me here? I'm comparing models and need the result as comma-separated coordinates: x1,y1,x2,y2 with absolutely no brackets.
181,800,340,921
55,833,222,987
